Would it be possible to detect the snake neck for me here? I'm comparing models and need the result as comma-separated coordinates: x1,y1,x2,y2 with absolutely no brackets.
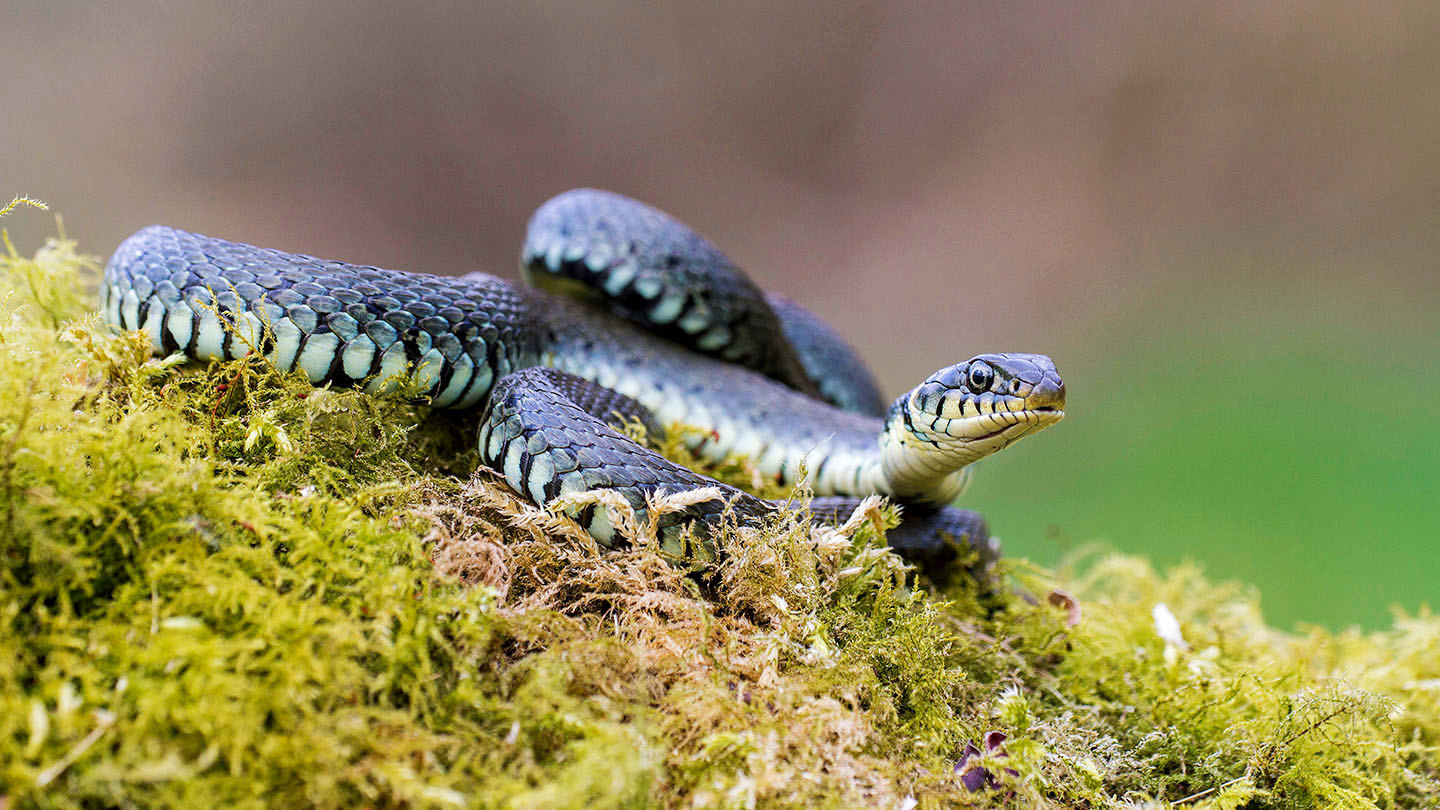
877,431,974,505
874,403,976,506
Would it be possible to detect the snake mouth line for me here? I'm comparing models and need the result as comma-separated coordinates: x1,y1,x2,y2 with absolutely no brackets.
1020,408,1065,429
925,407,1064,445
1002,407,1064,428
955,407,1064,427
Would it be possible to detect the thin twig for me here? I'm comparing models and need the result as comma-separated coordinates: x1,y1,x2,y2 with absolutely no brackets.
1174,775,1247,805
35,710,116,788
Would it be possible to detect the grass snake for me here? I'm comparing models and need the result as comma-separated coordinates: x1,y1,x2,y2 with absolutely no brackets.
101,189,1065,576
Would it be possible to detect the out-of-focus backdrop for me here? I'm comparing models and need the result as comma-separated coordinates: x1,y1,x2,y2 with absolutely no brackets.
3,2,1436,629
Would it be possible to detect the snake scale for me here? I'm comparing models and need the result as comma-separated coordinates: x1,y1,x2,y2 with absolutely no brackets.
101,189,1065,576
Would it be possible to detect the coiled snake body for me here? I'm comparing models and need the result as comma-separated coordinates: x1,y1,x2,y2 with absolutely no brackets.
102,189,1065,574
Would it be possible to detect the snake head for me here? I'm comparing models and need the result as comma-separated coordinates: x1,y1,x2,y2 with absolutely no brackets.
913,353,1065,427
883,353,1065,501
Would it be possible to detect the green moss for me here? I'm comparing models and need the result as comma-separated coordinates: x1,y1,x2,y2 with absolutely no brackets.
0,225,1437,809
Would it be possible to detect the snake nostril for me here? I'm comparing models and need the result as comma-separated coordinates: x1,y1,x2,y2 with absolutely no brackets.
1009,379,1023,395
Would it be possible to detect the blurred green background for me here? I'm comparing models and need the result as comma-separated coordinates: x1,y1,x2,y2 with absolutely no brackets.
966,256,1439,629
3,2,1436,629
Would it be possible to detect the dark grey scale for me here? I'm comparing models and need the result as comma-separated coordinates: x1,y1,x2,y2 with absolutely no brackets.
286,306,319,333
233,282,265,301
344,302,373,324
308,295,343,315
318,276,360,299
434,334,463,361
130,273,155,299
363,319,398,344
220,267,256,285
271,288,305,308
154,280,181,306
384,310,416,330
521,188,822,400
404,300,437,318
419,316,450,335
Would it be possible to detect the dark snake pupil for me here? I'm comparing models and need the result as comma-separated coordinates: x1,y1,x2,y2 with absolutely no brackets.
968,365,993,391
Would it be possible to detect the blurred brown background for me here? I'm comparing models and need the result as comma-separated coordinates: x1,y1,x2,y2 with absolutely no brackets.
3,1,1437,628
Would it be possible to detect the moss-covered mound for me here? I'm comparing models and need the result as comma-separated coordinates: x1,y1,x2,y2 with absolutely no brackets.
1,221,1437,809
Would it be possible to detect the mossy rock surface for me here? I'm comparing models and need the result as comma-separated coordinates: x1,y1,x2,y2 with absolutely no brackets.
1,219,1437,809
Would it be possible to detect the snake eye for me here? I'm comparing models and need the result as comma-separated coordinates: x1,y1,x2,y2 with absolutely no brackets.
966,362,994,392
